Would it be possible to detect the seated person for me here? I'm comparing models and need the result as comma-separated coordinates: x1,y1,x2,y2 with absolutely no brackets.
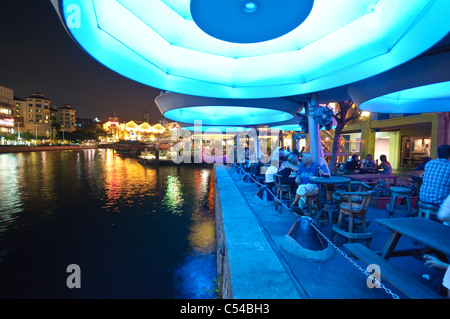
377,154,392,175
419,144,450,208
362,154,377,168
415,156,432,171
318,156,331,176
277,154,299,185
252,159,265,177
343,154,361,174
412,156,432,182
290,153,320,211
264,159,279,191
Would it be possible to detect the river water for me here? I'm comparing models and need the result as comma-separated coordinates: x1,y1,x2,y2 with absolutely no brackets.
0,149,216,298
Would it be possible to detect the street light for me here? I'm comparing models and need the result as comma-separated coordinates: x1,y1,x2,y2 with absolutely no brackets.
34,124,38,146
16,122,21,143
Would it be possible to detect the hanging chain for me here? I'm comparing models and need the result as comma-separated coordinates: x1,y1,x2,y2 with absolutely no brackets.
237,165,400,299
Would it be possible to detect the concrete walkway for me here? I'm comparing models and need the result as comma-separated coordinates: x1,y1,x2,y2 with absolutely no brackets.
217,164,446,299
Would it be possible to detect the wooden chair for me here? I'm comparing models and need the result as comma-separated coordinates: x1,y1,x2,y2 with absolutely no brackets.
342,181,371,205
250,164,265,186
348,181,371,192
273,174,293,214
417,201,439,219
333,191,373,246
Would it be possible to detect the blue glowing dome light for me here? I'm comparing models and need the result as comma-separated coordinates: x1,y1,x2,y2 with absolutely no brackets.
53,0,450,99
181,126,248,133
155,92,298,126
190,0,315,43
360,81,450,113
269,115,336,132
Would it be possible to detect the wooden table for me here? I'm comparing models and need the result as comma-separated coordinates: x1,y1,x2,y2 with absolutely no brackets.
342,173,398,186
358,167,377,174
310,176,351,201
375,217,450,260
309,176,351,227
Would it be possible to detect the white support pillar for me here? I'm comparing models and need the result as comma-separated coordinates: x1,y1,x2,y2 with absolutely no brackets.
307,93,321,163
307,93,330,174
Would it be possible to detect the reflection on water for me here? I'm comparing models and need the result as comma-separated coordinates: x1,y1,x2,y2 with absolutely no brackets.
0,149,216,298
163,175,185,215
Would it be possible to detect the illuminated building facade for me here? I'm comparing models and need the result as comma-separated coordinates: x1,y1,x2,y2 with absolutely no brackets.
52,104,76,132
103,119,169,142
0,86,15,137
25,92,52,137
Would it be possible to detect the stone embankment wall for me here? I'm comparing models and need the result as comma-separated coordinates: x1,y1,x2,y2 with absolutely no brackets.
214,164,301,299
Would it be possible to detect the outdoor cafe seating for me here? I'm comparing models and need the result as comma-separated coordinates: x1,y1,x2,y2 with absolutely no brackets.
273,174,293,214
332,190,373,246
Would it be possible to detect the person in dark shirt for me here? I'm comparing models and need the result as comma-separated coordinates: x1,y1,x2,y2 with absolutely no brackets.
277,154,299,185
415,156,432,171
343,155,361,174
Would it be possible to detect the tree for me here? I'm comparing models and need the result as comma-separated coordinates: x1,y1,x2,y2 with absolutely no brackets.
328,100,362,173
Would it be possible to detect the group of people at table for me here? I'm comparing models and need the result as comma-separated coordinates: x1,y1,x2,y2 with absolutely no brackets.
263,149,393,212
260,144,450,298
264,149,331,212
341,153,393,175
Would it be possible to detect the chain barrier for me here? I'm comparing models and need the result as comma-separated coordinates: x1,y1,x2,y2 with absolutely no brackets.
235,165,400,299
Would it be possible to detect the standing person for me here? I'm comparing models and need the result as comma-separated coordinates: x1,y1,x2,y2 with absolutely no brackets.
419,144,450,208
377,154,392,175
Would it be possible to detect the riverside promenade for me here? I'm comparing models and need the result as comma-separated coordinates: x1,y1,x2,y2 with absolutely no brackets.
214,164,446,299
0,145,98,153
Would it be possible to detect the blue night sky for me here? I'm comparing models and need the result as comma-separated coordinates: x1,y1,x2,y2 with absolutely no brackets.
0,0,162,122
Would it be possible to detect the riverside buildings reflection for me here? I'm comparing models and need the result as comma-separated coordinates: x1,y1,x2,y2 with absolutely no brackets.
0,149,216,298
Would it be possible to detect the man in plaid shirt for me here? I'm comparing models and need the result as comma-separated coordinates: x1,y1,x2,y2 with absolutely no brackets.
419,145,450,206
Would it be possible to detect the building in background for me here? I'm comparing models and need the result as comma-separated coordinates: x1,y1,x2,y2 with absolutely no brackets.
0,86,15,138
51,104,76,132
341,111,450,170
102,117,172,142
13,96,26,133
25,92,52,137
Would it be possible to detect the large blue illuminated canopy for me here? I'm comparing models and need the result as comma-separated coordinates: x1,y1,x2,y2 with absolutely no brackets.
190,0,314,43
52,0,450,99
360,81,450,113
348,47,450,113
269,116,337,132
181,126,248,133
155,92,298,125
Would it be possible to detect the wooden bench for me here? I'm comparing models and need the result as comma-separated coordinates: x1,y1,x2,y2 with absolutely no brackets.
344,243,443,299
